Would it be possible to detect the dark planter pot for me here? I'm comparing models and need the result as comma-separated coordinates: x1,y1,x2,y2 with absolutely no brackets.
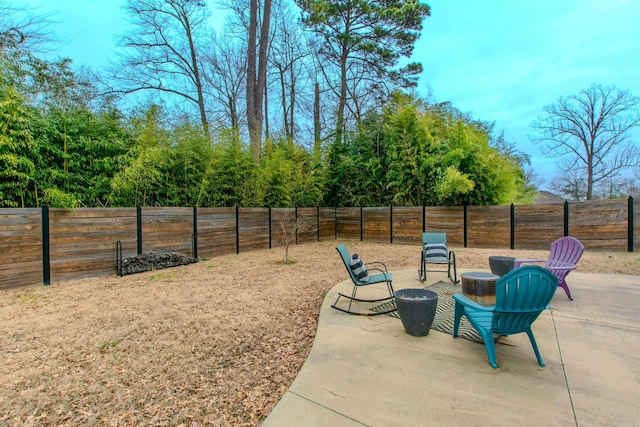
394,288,439,337
489,256,516,277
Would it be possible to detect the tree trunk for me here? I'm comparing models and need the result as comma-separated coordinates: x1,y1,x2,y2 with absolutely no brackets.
289,59,295,145
246,0,272,162
256,0,272,148
587,152,594,200
184,14,210,141
279,65,290,142
264,83,269,141
246,0,259,160
229,96,239,142
314,81,321,158
336,43,348,144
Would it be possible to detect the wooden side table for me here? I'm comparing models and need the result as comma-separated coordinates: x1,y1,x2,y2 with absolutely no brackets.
461,272,500,306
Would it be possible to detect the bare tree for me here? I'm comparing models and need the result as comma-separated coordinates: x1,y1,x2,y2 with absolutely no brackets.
550,169,588,201
107,0,211,140
616,178,640,198
532,84,640,200
246,0,272,161
221,0,320,152
201,32,246,140
273,208,296,264
0,1,55,53
522,165,544,191
270,0,311,145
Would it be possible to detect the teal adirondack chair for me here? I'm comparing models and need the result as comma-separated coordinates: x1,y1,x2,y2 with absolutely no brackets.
452,265,558,369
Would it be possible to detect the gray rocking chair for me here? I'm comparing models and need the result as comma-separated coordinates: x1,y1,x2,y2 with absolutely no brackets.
418,232,458,283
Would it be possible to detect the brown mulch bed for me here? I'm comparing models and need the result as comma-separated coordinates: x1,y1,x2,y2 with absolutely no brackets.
1,241,638,426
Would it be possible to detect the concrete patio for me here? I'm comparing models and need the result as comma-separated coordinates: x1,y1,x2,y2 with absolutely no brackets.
262,269,640,426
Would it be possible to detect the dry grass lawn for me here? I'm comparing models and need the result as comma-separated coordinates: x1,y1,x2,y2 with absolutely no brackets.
1,241,638,425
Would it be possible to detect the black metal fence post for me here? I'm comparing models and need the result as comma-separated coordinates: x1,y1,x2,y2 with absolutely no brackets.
136,205,142,255
235,206,240,254
192,206,198,259
360,206,363,241
334,207,337,239
116,241,123,276
268,207,272,249
510,203,515,250
42,204,50,286
422,205,426,233
463,205,468,248
629,196,634,252
564,201,569,237
317,206,320,242
390,205,393,243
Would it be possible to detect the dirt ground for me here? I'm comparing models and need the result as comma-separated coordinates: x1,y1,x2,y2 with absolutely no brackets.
1,241,638,426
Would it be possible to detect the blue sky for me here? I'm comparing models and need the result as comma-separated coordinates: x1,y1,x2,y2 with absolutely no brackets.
23,0,640,189
417,0,640,187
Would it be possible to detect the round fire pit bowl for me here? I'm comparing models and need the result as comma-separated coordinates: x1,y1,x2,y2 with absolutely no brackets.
489,255,516,277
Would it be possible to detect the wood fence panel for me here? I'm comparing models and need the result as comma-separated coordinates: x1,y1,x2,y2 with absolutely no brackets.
238,208,270,252
392,207,423,244
425,206,464,247
197,207,237,258
271,208,296,249
0,209,43,288
363,207,391,242
569,200,628,250
467,206,510,248
1,198,637,289
297,208,319,244
49,208,137,283
319,208,336,241
336,208,360,240
514,204,564,249
141,207,193,255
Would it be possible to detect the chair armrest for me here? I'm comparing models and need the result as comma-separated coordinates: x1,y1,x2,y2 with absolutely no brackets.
361,267,392,284
366,267,386,276
545,264,577,272
452,293,493,312
365,261,388,272
514,259,545,268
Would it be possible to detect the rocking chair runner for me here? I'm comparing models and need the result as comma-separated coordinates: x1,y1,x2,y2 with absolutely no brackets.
332,244,396,316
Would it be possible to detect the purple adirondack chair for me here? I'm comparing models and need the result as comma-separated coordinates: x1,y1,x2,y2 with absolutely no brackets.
515,236,585,300
546,237,584,300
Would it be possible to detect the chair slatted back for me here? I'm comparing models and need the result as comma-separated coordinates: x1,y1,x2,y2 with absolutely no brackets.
546,236,584,268
492,266,558,335
336,243,359,284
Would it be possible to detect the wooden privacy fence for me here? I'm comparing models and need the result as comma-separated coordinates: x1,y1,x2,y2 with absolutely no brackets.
1,198,637,289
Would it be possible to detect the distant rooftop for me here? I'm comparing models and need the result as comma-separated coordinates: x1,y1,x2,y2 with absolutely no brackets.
535,190,566,204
